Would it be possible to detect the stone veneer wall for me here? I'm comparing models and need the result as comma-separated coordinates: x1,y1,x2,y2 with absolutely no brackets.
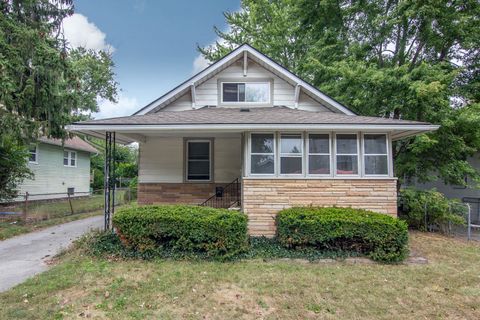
243,179,398,237
138,183,223,205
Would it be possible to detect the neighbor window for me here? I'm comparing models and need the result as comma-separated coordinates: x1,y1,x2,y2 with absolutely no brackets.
308,134,330,175
363,134,388,175
280,134,303,174
64,151,77,167
222,82,270,103
29,145,38,163
186,140,211,181
335,134,358,175
250,133,275,174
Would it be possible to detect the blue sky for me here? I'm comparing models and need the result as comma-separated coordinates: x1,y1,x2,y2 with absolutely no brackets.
64,0,240,118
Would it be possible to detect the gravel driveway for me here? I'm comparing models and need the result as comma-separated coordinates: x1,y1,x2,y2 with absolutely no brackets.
0,215,103,292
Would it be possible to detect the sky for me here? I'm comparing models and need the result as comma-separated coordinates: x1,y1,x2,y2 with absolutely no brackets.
63,0,240,119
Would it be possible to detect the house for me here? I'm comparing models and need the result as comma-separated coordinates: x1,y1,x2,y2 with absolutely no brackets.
68,44,438,236
13,136,98,202
413,154,480,224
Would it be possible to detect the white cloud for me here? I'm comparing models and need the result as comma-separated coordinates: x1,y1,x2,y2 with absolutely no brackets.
192,37,230,74
63,13,114,52
93,94,139,119
192,54,211,74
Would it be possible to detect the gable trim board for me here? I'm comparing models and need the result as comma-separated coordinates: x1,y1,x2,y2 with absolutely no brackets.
133,44,356,116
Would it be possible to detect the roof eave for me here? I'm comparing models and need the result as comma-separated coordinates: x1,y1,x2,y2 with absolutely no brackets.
67,123,439,139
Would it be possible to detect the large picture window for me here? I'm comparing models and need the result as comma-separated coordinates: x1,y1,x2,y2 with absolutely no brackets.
308,134,330,175
222,82,270,103
335,134,358,175
280,134,303,174
250,133,275,174
186,140,211,181
363,134,388,175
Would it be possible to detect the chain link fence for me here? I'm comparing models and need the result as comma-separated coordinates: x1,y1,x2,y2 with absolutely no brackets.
0,188,136,224
398,193,480,241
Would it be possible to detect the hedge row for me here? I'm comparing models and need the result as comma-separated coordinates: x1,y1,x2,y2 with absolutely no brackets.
111,205,408,263
112,205,248,258
276,207,409,262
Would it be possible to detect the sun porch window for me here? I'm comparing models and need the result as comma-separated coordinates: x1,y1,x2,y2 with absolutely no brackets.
335,134,359,175
280,134,303,174
250,133,275,175
363,134,388,175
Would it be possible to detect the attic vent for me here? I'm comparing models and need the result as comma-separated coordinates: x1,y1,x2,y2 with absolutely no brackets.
240,108,250,112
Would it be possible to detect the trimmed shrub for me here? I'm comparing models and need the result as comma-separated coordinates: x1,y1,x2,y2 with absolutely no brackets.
399,188,466,232
112,205,248,258
276,207,409,262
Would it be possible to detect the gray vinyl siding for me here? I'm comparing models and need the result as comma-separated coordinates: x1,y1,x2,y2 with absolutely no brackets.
17,142,91,200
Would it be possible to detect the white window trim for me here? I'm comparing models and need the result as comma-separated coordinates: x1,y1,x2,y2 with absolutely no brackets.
249,132,276,176
334,133,360,177
220,81,271,105
306,133,332,177
244,131,393,179
185,139,212,182
28,144,38,164
362,133,390,177
63,150,77,168
279,133,304,176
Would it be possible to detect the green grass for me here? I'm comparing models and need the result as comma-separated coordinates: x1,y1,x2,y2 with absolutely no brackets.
1,232,479,319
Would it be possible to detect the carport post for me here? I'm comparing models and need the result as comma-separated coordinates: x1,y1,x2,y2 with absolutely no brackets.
104,131,116,230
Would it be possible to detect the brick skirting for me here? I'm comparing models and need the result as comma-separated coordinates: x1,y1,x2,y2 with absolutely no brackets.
138,183,223,205
243,179,398,237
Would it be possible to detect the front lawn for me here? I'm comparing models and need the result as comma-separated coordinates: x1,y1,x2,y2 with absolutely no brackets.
1,232,479,319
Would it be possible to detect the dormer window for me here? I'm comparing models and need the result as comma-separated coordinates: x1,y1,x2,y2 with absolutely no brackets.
221,82,270,103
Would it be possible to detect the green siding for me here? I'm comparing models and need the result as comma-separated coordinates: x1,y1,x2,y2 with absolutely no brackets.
17,142,91,199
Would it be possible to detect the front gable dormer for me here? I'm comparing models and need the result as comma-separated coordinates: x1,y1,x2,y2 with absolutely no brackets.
134,44,356,115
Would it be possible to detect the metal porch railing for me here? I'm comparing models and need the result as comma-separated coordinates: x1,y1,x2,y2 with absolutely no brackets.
200,178,241,209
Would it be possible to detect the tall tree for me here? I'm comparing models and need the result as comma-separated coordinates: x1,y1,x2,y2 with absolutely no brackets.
199,0,480,188
0,0,118,200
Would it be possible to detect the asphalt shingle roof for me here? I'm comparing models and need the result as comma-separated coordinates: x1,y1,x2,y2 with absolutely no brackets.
38,136,98,153
76,107,429,126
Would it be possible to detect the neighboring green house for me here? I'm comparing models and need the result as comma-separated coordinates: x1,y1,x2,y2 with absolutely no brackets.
15,136,98,201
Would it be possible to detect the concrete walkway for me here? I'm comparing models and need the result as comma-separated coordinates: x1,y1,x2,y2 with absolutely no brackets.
0,215,103,292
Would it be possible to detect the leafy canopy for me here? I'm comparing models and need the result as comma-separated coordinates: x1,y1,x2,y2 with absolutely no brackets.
0,0,118,200
200,0,480,187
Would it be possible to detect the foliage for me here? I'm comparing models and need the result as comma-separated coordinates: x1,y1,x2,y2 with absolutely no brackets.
112,205,249,259
89,138,138,190
127,176,138,201
276,207,409,262
0,139,32,201
199,0,480,188
0,1,118,200
399,188,467,232
83,231,358,262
